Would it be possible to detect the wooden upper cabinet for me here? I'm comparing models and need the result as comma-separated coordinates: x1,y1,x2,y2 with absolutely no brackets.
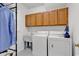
25,15,31,26
58,8,68,25
36,13,43,26
25,7,68,27
43,12,49,25
30,14,36,26
49,10,58,25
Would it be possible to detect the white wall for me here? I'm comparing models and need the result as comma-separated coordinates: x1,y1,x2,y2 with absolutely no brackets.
68,3,79,56
28,26,65,32
17,4,29,52
68,3,79,43
26,3,67,15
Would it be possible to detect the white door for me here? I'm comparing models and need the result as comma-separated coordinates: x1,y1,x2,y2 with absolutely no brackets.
48,38,71,56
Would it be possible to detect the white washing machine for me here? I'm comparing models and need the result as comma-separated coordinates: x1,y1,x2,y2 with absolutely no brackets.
32,31,48,56
48,31,72,56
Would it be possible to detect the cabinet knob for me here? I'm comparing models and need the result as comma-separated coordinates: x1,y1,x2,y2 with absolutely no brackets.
51,44,53,48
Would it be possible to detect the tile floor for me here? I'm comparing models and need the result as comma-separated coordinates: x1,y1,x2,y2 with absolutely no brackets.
17,48,33,56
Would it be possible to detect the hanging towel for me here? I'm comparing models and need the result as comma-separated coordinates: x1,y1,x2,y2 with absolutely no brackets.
0,6,16,52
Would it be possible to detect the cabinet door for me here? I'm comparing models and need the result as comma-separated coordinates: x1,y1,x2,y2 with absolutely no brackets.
36,13,43,26
43,12,49,25
25,15,31,26
58,8,68,25
30,14,36,26
49,10,58,25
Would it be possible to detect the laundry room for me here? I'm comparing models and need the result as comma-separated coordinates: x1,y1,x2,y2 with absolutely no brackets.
16,3,79,56
0,3,79,56
0,0,79,57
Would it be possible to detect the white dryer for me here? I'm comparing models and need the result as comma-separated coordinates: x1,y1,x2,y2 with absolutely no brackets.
48,31,72,56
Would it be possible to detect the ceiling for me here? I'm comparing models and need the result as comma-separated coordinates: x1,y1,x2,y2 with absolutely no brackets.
22,3,44,9
21,3,67,9
1,3,67,10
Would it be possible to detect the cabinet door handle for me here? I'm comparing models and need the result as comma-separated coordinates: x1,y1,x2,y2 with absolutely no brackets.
51,44,53,48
